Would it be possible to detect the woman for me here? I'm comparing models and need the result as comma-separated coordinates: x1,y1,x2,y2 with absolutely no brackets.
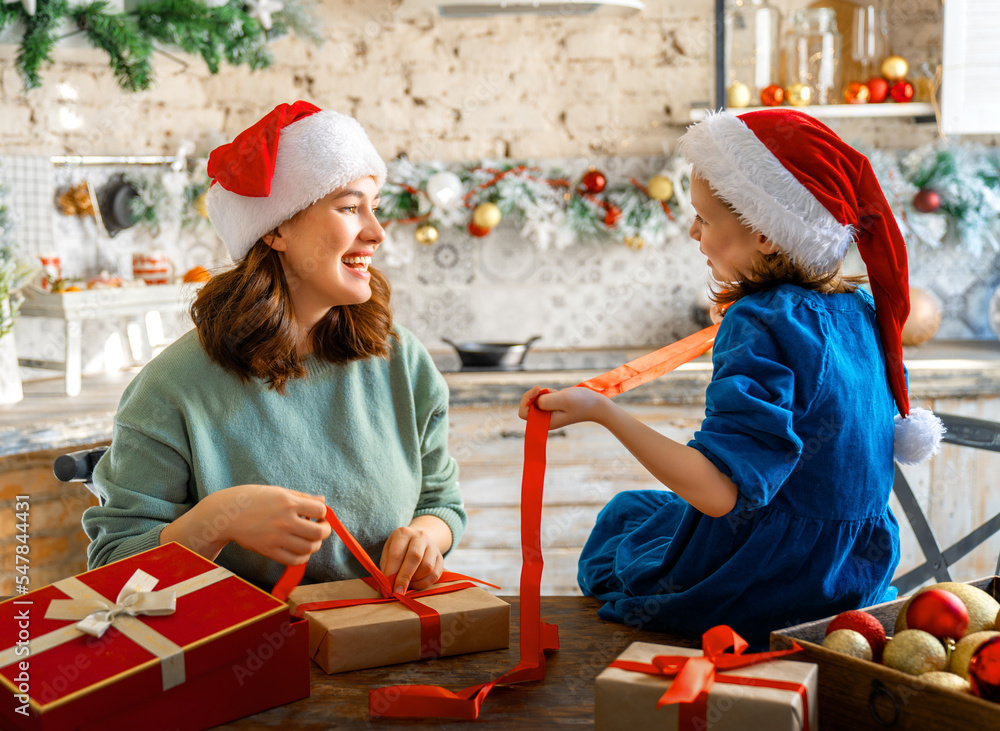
83,102,466,596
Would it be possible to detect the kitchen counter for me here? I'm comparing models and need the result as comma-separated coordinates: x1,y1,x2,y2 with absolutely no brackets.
3,339,1000,458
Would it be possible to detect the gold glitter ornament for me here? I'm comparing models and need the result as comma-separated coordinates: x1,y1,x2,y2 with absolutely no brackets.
880,55,909,82
646,175,674,202
472,202,502,229
414,223,439,245
726,81,752,108
786,83,812,106
624,235,644,251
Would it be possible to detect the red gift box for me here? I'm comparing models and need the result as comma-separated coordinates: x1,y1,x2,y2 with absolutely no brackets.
0,542,309,731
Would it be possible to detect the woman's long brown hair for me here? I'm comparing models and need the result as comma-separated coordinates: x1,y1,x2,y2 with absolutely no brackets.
191,239,394,393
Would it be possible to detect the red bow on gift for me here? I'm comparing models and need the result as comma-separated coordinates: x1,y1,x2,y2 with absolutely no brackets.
611,625,810,730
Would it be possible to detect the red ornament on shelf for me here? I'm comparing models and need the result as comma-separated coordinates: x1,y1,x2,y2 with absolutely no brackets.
844,81,870,104
580,169,607,195
906,589,969,641
913,189,941,213
603,204,621,227
970,635,1000,703
867,76,889,103
467,221,491,237
760,84,784,107
889,80,914,103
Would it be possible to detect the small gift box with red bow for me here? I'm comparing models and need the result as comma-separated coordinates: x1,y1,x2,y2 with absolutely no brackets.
595,627,818,731
0,543,309,731
286,575,510,673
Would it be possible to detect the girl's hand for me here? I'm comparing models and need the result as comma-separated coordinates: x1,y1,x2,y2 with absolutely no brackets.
518,385,612,429
213,484,331,566
379,523,445,594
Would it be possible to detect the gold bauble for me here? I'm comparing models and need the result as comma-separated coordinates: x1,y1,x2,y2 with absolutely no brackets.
881,55,909,82
726,81,752,109
901,287,942,346
414,223,439,245
786,83,812,107
624,235,644,251
883,630,948,676
646,175,674,202
194,191,209,219
472,202,502,229
822,629,873,661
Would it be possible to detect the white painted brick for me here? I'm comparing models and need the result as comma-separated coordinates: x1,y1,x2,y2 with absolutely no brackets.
0,103,31,136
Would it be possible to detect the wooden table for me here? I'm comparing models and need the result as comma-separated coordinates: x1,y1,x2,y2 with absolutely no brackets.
217,596,699,729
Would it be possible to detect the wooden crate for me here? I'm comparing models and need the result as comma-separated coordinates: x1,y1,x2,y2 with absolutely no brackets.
770,577,1000,730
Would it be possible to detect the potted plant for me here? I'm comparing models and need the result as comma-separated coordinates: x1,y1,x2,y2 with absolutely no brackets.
0,176,38,406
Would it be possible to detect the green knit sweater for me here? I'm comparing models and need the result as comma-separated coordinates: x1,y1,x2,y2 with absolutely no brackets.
83,325,466,591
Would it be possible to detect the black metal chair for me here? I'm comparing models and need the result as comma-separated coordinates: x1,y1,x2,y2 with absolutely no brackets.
890,413,1000,595
53,447,108,500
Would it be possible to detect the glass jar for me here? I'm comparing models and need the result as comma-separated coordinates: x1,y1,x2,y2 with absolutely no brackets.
724,0,782,102
785,8,842,105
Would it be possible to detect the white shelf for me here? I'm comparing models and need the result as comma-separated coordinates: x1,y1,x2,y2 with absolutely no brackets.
690,102,936,122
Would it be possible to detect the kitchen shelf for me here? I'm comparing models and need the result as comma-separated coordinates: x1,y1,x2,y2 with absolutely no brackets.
690,102,936,122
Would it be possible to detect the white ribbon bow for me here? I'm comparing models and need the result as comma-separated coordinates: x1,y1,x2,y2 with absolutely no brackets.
46,569,177,638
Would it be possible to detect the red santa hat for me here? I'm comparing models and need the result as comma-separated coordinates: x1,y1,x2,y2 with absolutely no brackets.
206,100,387,261
678,108,944,465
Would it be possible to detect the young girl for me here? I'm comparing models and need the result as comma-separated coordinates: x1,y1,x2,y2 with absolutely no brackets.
84,102,466,597
519,109,943,647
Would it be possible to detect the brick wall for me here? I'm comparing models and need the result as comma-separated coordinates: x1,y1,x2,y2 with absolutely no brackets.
0,444,104,595
1,0,986,160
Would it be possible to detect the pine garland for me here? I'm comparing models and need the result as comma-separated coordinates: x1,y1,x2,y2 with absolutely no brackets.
73,1,154,92
4,0,317,93
16,0,69,91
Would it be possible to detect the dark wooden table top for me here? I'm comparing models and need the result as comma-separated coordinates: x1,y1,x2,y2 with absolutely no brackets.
216,595,699,729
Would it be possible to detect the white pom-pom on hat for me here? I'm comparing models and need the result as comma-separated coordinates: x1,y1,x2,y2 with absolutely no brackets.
894,407,946,465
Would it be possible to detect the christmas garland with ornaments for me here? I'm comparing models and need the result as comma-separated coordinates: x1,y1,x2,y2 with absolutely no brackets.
0,0,322,92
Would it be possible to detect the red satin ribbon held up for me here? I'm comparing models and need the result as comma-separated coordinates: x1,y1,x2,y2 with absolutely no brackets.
271,324,720,720
610,625,808,731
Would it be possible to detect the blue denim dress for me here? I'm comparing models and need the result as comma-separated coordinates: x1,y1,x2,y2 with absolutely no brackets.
578,284,901,649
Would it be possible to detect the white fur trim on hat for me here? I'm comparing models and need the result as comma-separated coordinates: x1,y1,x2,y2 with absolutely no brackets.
894,407,945,465
677,110,854,273
206,111,387,261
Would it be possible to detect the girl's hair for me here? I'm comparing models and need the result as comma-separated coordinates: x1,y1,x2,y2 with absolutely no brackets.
190,237,394,393
713,248,867,308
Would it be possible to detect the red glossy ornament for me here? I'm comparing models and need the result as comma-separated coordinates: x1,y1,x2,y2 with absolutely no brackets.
913,189,941,213
970,635,1000,702
889,80,914,103
580,169,607,195
760,84,784,107
906,589,969,640
867,76,889,103
603,204,621,227
844,81,870,104
467,221,491,237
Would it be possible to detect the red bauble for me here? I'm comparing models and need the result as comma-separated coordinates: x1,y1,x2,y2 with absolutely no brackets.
889,80,914,103
760,84,784,107
580,169,607,195
913,189,941,213
906,589,969,641
867,76,889,103
826,610,887,661
603,204,621,227
970,635,1000,702
467,221,491,237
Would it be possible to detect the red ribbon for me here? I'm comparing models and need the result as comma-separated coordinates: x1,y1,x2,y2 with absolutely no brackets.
273,323,720,719
272,506,499,661
609,625,809,730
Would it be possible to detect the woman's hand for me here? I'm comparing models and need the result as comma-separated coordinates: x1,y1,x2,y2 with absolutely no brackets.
163,484,331,565
379,515,451,594
518,385,612,429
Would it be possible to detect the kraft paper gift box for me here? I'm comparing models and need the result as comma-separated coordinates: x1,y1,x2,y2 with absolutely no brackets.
0,542,310,731
595,640,818,731
286,577,510,673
